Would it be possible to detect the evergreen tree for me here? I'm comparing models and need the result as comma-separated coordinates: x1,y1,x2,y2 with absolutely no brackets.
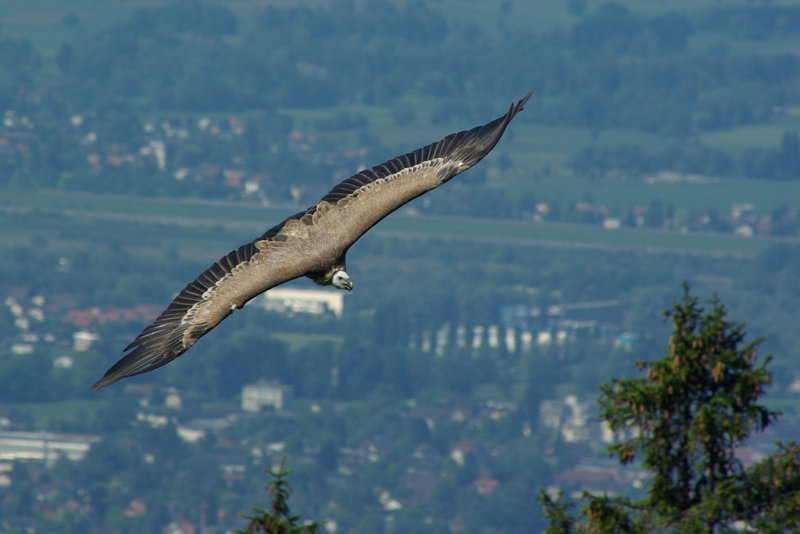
540,283,800,533
236,456,326,534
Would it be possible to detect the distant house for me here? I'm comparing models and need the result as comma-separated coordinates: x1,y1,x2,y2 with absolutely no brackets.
449,440,479,466
163,520,197,534
63,304,161,328
11,343,34,355
53,355,74,369
176,415,234,444
260,287,344,318
0,431,100,465
539,395,592,443
73,331,99,351
473,478,499,495
223,169,244,188
734,224,754,238
241,379,294,412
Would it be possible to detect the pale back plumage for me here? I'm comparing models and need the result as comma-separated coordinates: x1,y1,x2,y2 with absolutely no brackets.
92,92,532,390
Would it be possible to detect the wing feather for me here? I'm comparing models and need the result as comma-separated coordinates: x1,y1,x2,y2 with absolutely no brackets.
333,91,530,206
315,91,533,248
93,92,532,391
92,235,314,391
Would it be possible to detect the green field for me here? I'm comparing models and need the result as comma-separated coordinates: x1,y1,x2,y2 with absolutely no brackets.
702,116,800,151
376,214,774,257
270,332,344,351
505,176,800,214
1,187,787,259
6,0,800,193
8,0,795,51
9,399,109,430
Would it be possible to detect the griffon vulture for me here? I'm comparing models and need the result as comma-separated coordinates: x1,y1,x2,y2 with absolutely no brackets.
92,92,532,390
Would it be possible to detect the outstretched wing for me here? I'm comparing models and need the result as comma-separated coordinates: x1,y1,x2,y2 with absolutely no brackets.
93,91,532,391
91,221,319,391
311,92,532,251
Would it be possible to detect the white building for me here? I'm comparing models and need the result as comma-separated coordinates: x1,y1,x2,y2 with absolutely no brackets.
73,330,99,351
260,287,344,318
242,379,294,412
0,431,100,465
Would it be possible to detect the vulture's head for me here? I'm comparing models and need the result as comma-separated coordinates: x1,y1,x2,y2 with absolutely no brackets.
332,270,353,291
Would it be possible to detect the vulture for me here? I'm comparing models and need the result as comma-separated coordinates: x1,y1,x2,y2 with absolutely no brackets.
92,91,532,391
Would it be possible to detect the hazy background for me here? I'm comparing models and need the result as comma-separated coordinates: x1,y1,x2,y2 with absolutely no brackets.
1,1,800,532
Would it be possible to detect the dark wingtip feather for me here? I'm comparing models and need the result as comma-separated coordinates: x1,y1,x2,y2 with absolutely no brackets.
449,90,533,170
92,243,257,392
92,375,115,392
92,343,181,391
92,356,131,391
320,91,534,202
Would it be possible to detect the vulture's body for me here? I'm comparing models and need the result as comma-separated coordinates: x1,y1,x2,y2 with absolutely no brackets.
93,92,532,390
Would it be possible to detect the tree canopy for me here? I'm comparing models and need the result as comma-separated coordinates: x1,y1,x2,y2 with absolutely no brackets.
236,456,326,534
541,283,800,533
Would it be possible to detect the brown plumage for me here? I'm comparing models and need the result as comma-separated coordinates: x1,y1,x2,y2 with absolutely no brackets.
92,92,532,391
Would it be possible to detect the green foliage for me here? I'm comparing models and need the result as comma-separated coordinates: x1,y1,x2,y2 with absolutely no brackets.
603,283,775,512
540,283,800,533
5,0,800,197
540,490,578,534
236,456,326,534
740,441,800,533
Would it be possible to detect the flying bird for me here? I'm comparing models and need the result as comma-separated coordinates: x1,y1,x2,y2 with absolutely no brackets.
92,91,532,391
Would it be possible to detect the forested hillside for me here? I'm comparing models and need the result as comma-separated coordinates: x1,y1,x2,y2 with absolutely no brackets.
1,1,800,533
3,1,800,198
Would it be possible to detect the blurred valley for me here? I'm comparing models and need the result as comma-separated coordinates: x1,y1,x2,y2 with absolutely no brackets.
2,1,800,532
